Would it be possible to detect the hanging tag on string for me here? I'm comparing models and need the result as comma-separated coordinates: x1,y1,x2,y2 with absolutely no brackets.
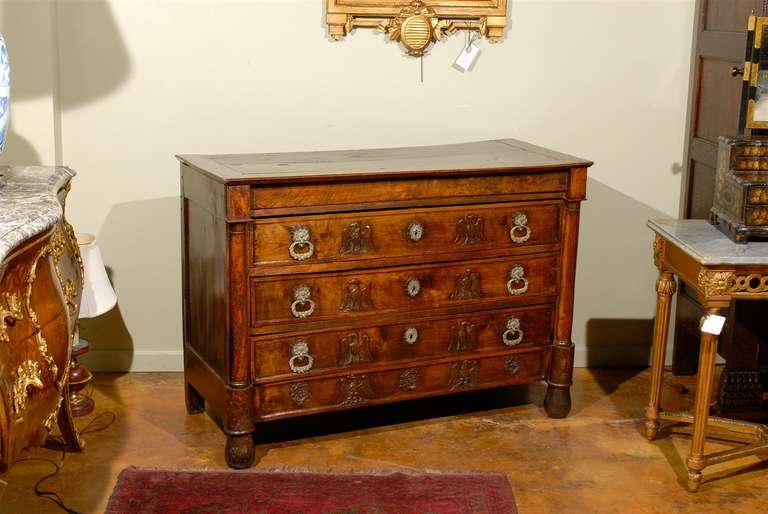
454,30,480,72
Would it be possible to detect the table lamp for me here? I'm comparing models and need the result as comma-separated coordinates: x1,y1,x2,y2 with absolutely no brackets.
71,233,117,416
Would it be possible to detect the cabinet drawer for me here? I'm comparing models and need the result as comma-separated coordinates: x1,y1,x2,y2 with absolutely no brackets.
250,171,568,216
252,305,554,381
249,254,559,333
258,350,548,419
249,202,560,271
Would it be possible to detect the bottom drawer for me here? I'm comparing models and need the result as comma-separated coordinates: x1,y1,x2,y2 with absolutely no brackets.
258,350,548,419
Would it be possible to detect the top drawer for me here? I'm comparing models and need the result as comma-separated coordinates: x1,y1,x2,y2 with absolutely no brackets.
250,201,560,271
250,171,568,217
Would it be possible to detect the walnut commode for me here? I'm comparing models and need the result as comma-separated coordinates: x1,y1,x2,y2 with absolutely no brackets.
178,139,591,468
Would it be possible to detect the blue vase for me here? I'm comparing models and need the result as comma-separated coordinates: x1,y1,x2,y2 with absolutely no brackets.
0,32,9,156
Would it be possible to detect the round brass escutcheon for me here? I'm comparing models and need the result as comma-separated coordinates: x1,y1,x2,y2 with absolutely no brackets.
401,15,432,53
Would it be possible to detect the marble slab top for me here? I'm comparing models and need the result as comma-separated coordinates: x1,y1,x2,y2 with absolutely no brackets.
648,218,768,266
0,166,75,264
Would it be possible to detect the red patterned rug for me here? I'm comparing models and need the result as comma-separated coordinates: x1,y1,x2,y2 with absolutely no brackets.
106,468,518,514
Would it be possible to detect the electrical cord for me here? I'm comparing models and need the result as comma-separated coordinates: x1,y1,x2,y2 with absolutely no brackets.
12,411,116,514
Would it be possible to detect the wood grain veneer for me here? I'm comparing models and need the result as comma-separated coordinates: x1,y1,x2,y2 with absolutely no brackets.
178,139,591,468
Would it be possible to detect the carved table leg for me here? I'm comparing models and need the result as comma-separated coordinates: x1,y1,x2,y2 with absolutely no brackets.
645,271,676,440
686,309,722,492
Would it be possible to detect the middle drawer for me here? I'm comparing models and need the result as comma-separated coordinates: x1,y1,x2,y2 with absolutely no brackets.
249,253,559,332
252,304,554,382
249,201,561,272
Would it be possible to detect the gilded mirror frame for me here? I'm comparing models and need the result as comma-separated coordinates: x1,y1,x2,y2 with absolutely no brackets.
326,0,508,56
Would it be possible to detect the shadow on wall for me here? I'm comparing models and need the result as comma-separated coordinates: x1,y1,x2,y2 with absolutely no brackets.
0,0,131,165
79,266,134,374
55,0,131,109
576,177,672,369
81,196,183,372
0,0,131,106
0,129,40,164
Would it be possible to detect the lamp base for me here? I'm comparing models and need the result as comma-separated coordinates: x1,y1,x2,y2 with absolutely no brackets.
70,337,94,417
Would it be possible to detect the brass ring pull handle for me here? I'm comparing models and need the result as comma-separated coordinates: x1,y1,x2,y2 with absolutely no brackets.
290,284,316,318
288,338,314,373
509,213,531,244
502,317,524,346
506,265,529,296
289,226,315,261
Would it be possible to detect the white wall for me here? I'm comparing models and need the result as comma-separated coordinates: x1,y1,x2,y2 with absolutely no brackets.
0,0,695,371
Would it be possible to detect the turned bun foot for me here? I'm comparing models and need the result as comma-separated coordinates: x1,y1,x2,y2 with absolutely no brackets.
686,471,702,492
225,434,255,469
644,420,659,441
544,386,571,418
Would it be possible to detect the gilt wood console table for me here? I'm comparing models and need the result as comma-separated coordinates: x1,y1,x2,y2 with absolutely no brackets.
646,218,768,492
0,166,84,473
179,139,592,469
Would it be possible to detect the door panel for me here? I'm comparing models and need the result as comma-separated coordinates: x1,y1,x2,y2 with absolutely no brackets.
675,0,760,376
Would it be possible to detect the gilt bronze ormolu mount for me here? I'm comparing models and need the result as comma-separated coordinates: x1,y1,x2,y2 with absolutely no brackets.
326,0,507,56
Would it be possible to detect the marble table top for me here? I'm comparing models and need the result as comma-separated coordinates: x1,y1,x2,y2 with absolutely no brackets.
0,166,75,264
648,218,768,266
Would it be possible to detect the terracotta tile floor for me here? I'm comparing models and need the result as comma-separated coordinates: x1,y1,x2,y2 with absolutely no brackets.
1,368,767,513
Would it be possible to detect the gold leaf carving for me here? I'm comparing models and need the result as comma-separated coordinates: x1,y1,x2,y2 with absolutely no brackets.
0,292,24,344
697,269,735,297
13,360,44,420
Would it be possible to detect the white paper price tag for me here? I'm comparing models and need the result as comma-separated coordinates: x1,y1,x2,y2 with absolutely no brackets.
454,43,480,72
701,314,726,336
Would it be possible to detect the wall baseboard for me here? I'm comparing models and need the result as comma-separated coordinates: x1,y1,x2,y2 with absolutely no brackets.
81,345,656,373
80,350,184,372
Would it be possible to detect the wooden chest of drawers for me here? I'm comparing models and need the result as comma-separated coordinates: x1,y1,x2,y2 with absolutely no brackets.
178,139,591,468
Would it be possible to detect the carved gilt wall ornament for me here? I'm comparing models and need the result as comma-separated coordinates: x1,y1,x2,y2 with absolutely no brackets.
338,332,373,367
326,0,508,56
454,215,485,245
13,360,44,420
399,368,421,391
0,292,23,344
448,321,477,352
339,279,374,312
448,360,480,390
449,269,482,300
290,382,312,406
340,221,373,255
338,375,374,405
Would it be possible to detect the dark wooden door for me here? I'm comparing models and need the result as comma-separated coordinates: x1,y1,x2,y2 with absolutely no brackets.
676,0,767,415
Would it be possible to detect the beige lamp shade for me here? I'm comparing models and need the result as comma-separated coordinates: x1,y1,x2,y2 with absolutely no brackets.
76,233,117,319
